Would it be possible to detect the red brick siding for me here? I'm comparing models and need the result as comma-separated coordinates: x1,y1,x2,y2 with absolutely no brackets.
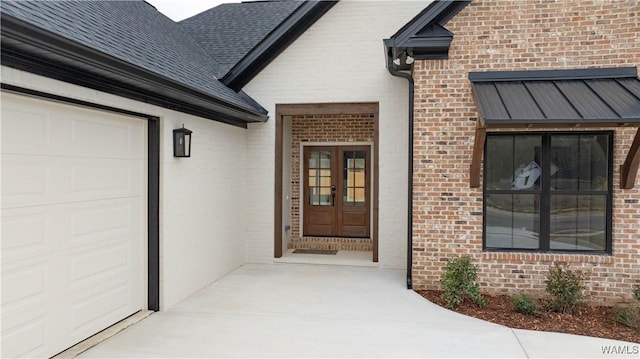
411,0,640,302
289,114,375,250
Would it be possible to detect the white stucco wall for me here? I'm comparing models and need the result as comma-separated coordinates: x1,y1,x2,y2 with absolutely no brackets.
159,112,247,309
1,66,247,310
242,1,428,268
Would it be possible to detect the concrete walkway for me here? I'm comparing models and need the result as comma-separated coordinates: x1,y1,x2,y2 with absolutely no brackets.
79,264,638,358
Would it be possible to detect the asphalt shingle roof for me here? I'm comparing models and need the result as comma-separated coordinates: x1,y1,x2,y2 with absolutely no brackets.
180,1,303,77
0,0,261,112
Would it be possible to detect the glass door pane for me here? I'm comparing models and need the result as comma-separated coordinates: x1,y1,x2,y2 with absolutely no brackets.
342,150,366,205
308,150,332,206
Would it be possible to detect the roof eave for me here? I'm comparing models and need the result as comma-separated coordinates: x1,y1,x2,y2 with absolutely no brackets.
1,14,267,126
221,1,338,91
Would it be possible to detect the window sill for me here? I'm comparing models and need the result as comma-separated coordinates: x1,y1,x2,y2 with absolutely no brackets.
481,251,614,264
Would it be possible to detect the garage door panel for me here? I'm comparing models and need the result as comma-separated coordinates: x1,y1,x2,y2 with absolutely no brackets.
70,199,135,241
2,156,143,209
1,104,52,152
2,277,137,358
66,112,144,159
3,198,141,264
2,266,67,359
1,261,47,309
70,116,142,158
1,157,51,205
70,160,135,196
1,312,48,358
1,93,147,358
70,242,130,287
69,199,143,258
2,238,140,310
2,211,49,253
2,94,145,159
70,280,132,336
65,157,142,202
2,251,67,312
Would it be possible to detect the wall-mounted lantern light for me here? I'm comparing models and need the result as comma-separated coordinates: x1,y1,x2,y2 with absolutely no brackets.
173,125,192,157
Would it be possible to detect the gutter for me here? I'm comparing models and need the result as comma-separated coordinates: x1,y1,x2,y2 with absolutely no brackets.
386,54,414,290
382,1,471,289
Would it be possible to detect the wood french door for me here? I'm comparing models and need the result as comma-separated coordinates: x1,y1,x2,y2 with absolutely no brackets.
303,146,370,237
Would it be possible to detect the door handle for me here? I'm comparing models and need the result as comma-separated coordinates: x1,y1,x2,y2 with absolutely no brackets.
331,185,336,206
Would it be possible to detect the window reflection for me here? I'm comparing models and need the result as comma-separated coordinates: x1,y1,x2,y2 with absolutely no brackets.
486,135,542,190
550,135,608,191
484,133,611,252
550,195,606,251
486,194,540,249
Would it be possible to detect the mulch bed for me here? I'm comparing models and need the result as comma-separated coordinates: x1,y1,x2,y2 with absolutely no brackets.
417,290,640,344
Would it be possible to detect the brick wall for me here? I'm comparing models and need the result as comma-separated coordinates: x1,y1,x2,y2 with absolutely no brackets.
411,0,640,302
289,114,375,250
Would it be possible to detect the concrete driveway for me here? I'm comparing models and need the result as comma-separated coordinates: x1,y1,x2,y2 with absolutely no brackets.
79,264,637,358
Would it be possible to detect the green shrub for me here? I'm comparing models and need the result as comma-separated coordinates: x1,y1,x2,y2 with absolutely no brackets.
612,306,639,329
634,281,640,301
440,256,488,308
544,263,589,314
511,293,541,316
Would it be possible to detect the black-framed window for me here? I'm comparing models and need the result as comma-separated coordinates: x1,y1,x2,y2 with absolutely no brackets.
484,132,612,253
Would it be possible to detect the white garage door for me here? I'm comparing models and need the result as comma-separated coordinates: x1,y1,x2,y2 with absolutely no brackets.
1,93,147,358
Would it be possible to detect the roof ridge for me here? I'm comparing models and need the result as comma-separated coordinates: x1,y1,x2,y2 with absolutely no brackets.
179,0,312,80
177,3,235,77
224,0,306,68
139,1,225,78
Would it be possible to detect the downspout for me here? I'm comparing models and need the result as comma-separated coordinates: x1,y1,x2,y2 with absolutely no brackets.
386,54,414,289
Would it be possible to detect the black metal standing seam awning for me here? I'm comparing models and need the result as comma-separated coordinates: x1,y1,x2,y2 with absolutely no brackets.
467,67,640,189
